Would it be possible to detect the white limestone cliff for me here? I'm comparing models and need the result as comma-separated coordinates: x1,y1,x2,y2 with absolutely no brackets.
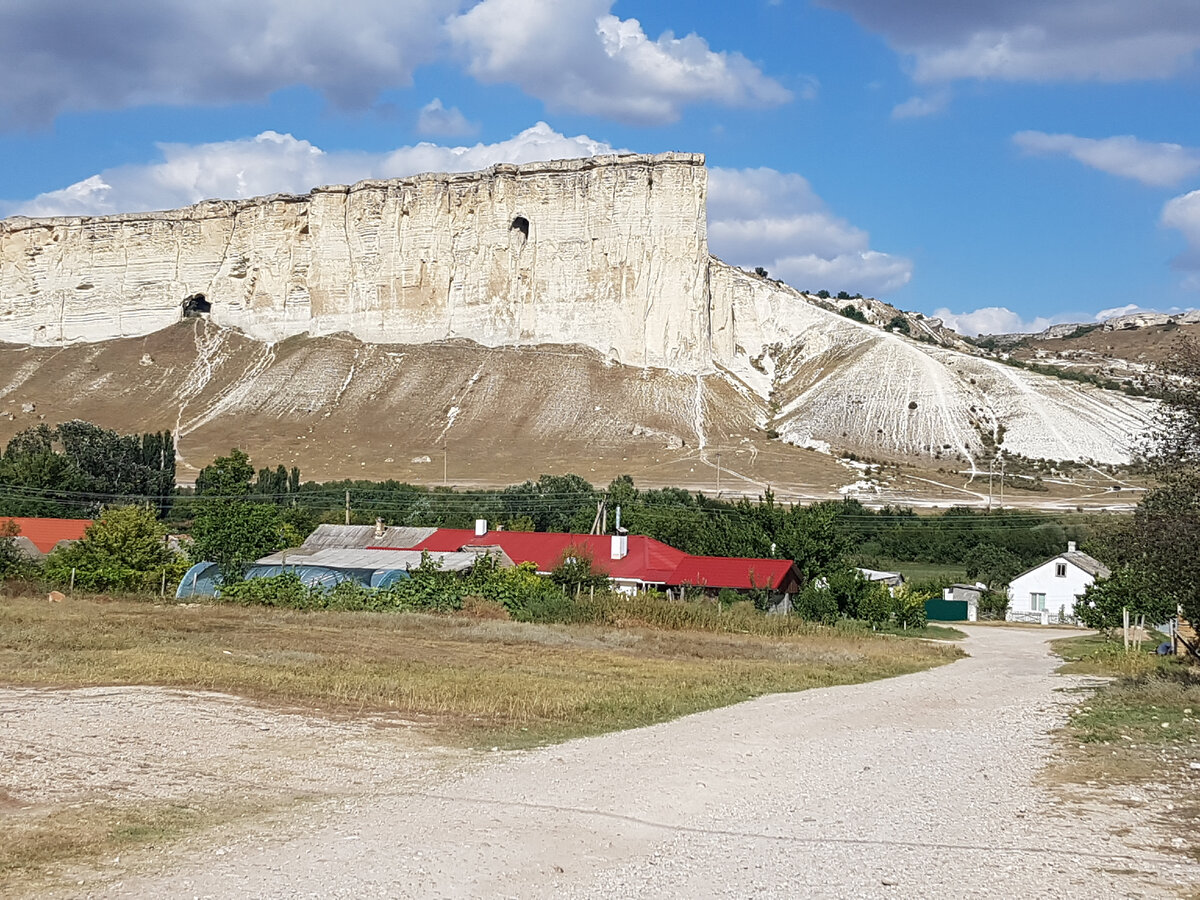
0,153,1155,464
0,153,713,372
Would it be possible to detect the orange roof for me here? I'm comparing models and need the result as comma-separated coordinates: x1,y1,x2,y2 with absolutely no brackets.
0,517,92,554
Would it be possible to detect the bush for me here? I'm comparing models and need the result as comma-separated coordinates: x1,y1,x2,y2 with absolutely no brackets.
977,590,1009,620
44,505,187,593
856,584,892,628
890,588,928,630
840,305,867,323
792,585,839,624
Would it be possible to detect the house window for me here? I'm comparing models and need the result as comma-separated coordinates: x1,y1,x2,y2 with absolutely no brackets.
1055,562,1067,578
1030,593,1047,611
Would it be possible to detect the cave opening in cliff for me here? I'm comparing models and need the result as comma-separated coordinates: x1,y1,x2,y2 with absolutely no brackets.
511,216,529,240
182,294,211,318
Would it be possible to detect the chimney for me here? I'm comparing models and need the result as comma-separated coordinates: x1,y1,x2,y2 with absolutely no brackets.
1067,541,1077,553
611,534,628,560
374,517,385,539
475,518,488,537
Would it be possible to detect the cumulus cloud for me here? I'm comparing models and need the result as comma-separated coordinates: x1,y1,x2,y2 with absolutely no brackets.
931,306,1079,336
819,0,1200,83
0,0,459,128
891,91,950,120
1162,189,1200,283
1014,131,1200,187
708,167,913,296
3,124,616,217
416,98,479,137
447,0,791,123
0,0,789,129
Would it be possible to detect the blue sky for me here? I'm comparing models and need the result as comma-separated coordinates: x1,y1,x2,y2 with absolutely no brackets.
1,0,1199,334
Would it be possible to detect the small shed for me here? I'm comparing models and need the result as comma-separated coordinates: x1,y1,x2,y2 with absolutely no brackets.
926,583,985,622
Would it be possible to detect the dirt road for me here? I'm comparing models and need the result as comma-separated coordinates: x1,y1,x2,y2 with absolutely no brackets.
17,626,1200,898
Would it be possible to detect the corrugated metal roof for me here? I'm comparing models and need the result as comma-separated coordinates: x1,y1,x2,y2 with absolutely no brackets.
1061,550,1111,579
0,517,92,555
300,524,436,551
411,530,688,581
257,546,510,572
668,556,797,590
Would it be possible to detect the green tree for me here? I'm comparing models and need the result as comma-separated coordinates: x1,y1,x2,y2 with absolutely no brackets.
550,543,608,592
44,505,183,592
191,500,290,581
192,449,291,579
196,449,255,497
965,544,1022,590
1105,339,1200,626
0,518,33,579
1076,566,1176,635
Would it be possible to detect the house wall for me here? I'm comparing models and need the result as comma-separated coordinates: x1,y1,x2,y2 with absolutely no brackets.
1007,558,1096,621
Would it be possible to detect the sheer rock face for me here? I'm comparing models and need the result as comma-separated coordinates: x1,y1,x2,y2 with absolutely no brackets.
0,153,1158,467
0,153,717,372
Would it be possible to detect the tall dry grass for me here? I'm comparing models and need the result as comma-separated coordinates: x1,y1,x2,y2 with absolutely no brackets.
0,594,960,746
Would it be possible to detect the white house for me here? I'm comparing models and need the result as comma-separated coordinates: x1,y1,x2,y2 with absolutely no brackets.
1007,541,1110,624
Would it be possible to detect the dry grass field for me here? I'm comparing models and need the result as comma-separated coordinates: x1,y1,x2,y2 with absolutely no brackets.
0,594,961,747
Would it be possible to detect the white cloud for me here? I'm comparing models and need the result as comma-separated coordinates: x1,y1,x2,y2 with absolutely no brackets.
447,0,791,124
707,167,913,296
1014,131,1200,187
931,306,1077,336
891,91,950,120
417,98,479,137
819,0,1200,84
3,124,616,217
1162,189,1200,281
0,0,460,128
0,0,789,129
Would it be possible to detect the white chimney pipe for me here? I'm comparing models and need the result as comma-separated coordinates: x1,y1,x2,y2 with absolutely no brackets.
611,534,628,560
475,519,488,537
1067,541,1077,553
374,517,385,539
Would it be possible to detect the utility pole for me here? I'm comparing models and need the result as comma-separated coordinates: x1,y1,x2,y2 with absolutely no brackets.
716,452,722,496
987,459,994,511
345,490,350,525
443,444,448,487
999,457,1006,507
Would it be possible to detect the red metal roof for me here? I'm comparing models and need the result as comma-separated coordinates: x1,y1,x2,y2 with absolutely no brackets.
667,556,798,590
0,517,92,554
386,529,794,589
393,529,688,582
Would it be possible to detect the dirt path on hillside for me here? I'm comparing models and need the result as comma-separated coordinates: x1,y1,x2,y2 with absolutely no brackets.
9,627,1199,898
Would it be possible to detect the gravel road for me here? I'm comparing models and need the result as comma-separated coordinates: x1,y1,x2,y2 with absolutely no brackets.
18,625,1200,898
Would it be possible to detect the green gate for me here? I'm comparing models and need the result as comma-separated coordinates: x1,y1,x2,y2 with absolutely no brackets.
925,598,968,621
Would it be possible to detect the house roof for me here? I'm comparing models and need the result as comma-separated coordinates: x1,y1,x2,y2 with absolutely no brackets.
1012,549,1111,582
393,528,799,589
0,517,92,555
301,524,437,551
256,546,511,572
668,556,798,590
1062,550,1111,579
405,529,688,582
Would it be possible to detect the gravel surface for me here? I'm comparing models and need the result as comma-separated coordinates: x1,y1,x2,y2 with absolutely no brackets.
9,625,1199,898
